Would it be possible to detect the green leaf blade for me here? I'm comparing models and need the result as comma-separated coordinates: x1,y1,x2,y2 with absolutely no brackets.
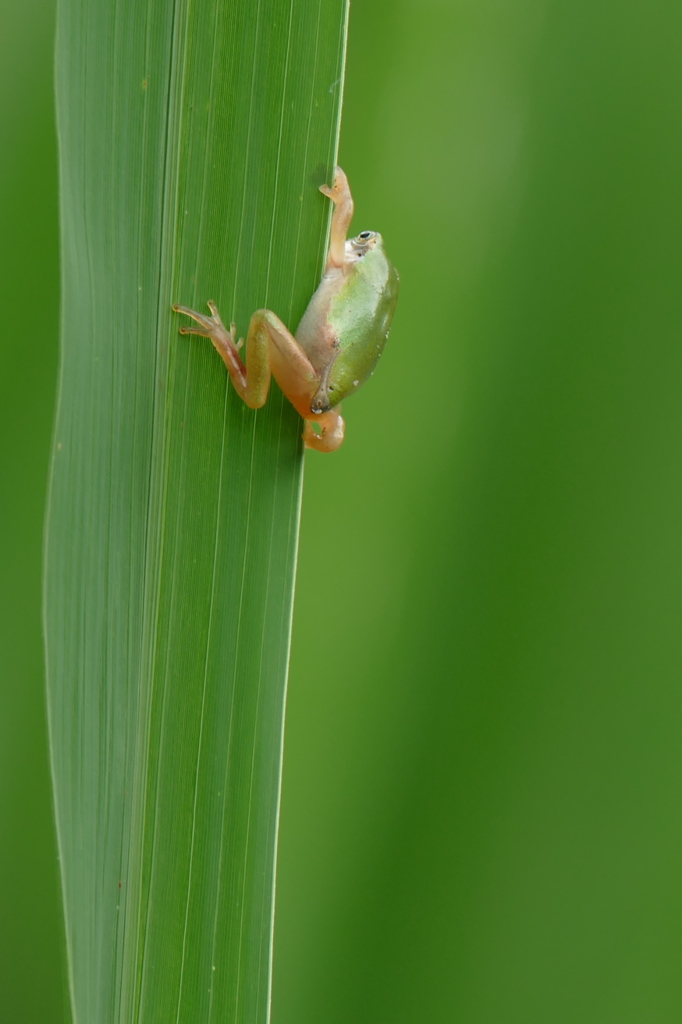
45,1,349,1021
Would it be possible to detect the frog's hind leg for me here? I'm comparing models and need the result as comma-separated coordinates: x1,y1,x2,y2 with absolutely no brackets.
302,408,345,453
173,301,318,414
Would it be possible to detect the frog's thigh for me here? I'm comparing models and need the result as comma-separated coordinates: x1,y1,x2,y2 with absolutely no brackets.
245,309,317,411
303,409,345,453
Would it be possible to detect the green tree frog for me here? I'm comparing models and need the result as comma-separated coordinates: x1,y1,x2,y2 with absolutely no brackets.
173,167,399,452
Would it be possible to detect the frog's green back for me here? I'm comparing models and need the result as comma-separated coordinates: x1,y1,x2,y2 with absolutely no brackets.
326,237,399,407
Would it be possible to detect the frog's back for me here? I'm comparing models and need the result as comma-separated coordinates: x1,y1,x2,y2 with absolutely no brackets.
325,236,399,408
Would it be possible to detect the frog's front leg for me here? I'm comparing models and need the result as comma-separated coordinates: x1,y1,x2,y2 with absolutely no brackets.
319,166,354,272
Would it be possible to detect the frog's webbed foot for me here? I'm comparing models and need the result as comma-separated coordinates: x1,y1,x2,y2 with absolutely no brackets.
319,166,354,271
303,408,345,453
173,301,246,384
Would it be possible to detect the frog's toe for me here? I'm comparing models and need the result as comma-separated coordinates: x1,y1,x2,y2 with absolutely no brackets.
174,306,213,336
178,324,209,337
172,302,198,316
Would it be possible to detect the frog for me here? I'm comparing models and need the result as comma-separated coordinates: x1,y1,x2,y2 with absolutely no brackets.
172,167,399,452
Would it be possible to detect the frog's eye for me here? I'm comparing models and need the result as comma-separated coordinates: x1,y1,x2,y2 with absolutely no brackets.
351,230,377,254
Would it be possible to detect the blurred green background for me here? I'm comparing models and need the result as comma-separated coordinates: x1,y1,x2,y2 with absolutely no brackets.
4,0,682,1020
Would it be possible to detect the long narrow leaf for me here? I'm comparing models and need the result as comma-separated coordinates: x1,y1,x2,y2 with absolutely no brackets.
45,1,349,1021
